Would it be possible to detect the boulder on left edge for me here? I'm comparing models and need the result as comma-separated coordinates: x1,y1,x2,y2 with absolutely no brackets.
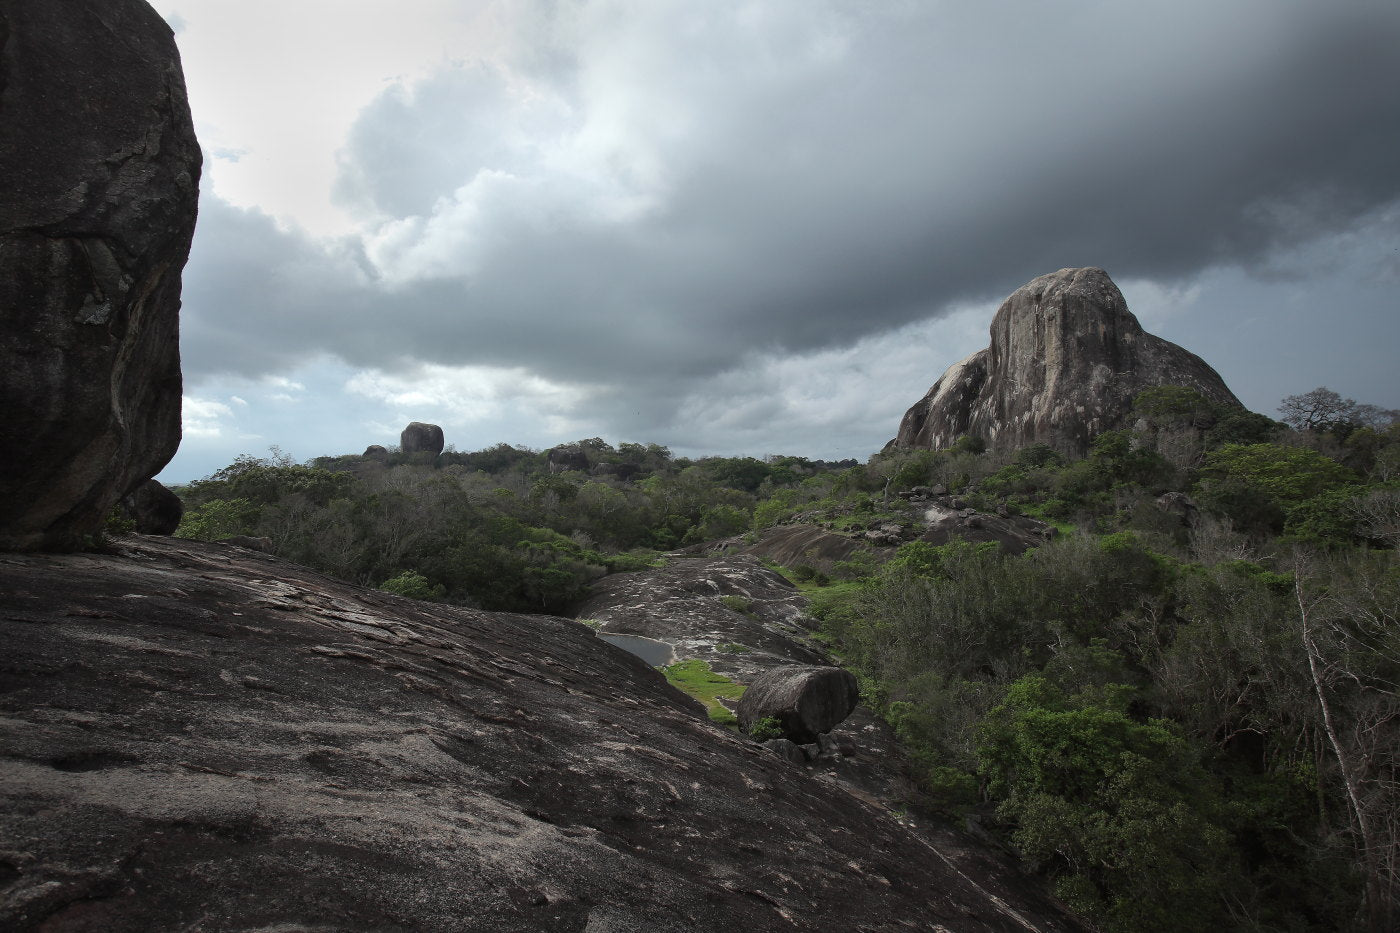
0,0,201,550
738,664,860,744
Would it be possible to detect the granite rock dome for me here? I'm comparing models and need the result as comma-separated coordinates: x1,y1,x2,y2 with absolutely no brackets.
892,268,1240,457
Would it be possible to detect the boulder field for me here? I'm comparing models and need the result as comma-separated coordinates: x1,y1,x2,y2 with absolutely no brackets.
0,537,1083,932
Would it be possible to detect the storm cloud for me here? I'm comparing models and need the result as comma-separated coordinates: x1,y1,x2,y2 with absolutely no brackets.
162,0,1400,477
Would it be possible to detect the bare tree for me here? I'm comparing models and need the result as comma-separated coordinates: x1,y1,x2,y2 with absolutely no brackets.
1280,387,1358,431
1293,553,1400,933
1280,387,1400,432
1352,488,1400,548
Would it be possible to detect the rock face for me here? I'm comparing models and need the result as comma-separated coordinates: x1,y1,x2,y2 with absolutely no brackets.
0,0,201,550
0,538,1084,932
400,421,444,456
893,268,1241,457
737,665,861,744
119,479,183,535
362,444,388,461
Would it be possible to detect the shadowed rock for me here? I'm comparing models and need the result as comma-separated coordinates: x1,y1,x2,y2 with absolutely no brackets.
738,665,860,744
0,538,1085,932
120,479,183,535
0,0,201,550
400,422,444,456
362,444,388,461
892,268,1240,457
547,443,591,473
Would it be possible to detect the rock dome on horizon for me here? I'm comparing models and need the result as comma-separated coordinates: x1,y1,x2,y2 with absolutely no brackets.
891,267,1242,457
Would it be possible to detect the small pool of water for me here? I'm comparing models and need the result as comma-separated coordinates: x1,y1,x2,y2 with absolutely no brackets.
598,633,675,667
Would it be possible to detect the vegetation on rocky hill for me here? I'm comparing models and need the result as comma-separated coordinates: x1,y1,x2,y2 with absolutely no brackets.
169,387,1398,932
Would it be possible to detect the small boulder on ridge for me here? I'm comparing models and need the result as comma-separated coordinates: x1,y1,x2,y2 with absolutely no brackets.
400,422,444,456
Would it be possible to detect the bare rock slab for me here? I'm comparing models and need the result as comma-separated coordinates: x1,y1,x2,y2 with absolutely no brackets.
0,538,1084,932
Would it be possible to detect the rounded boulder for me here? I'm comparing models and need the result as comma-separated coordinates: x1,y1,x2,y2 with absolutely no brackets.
738,665,859,744
400,423,444,456
120,479,183,535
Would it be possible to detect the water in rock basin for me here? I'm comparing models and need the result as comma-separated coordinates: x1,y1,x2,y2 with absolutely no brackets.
597,633,675,667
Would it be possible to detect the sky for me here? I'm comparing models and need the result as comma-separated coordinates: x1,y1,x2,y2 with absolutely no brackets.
149,0,1400,483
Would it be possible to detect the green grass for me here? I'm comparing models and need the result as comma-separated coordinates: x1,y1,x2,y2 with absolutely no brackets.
719,594,756,615
662,659,746,727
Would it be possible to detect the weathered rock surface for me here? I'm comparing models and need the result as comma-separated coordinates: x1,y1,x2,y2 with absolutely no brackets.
0,538,1083,932
362,444,388,461
119,479,183,535
737,665,861,744
577,557,829,682
919,499,1057,554
716,523,880,576
400,422,444,456
893,268,1241,457
547,443,591,474
0,0,201,550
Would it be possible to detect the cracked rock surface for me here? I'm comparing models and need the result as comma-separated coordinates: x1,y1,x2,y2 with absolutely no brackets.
0,0,200,549
0,537,1084,932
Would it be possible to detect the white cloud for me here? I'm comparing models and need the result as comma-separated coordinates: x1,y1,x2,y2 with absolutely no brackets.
182,396,235,438
346,362,593,434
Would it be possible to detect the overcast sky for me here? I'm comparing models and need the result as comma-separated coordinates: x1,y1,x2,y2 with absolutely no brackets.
150,0,1400,483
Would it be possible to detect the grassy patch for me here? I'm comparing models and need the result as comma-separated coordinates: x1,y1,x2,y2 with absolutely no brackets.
717,642,751,653
719,594,756,615
662,659,746,726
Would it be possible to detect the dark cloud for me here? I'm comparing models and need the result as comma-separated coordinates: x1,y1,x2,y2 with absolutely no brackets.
179,0,1400,432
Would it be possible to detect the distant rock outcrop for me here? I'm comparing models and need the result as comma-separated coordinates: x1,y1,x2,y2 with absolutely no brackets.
0,538,1085,932
120,479,183,535
548,443,591,473
0,0,201,550
892,268,1241,457
737,665,861,744
362,444,388,461
400,422,444,456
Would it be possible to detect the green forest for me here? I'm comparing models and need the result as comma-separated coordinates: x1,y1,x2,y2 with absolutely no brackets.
163,386,1399,933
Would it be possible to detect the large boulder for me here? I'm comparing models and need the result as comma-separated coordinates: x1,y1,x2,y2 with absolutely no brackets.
738,664,860,744
891,268,1241,458
0,0,201,550
400,421,444,456
119,479,183,535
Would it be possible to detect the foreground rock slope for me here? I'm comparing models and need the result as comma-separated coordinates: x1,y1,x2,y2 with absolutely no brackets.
0,537,1082,932
893,267,1240,456
0,0,200,549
